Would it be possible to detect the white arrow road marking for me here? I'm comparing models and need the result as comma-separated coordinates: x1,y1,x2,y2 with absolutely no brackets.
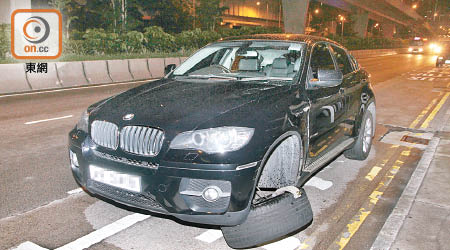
263,237,301,250
25,115,73,125
305,177,333,191
195,229,223,243
12,241,48,250
56,213,150,250
67,188,83,195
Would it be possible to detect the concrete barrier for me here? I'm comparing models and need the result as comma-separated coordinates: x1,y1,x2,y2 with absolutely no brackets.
1,49,408,95
56,61,88,87
148,58,165,79
83,60,112,84
180,57,188,63
165,57,181,67
0,64,31,94
129,58,152,80
107,59,133,83
27,62,62,90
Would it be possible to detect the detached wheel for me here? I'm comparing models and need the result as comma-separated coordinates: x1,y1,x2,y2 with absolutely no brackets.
221,190,312,249
344,110,374,160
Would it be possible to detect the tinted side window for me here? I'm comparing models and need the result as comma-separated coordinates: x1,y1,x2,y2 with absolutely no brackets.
348,54,359,70
331,45,353,75
310,43,335,78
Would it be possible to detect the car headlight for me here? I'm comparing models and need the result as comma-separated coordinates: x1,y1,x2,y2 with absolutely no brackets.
418,48,423,52
434,47,442,53
169,127,254,153
438,56,444,60
76,110,89,133
408,48,413,52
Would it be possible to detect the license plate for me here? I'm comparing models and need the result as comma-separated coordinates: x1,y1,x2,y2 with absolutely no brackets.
89,165,141,192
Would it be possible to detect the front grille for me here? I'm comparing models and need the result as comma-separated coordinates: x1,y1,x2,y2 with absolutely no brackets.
94,151,159,169
91,121,119,150
89,180,164,210
120,126,164,156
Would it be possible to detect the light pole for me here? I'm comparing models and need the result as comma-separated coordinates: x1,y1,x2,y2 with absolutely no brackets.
339,16,345,37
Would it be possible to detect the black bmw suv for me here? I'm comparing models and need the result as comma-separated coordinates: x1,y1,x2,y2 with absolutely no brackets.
68,34,375,248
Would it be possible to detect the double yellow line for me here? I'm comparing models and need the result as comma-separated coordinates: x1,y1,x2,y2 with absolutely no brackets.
325,91,450,250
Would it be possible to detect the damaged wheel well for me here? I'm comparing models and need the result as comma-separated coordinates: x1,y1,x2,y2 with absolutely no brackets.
257,134,302,189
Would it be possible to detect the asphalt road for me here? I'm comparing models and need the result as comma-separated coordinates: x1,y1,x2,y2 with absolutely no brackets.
1,53,449,250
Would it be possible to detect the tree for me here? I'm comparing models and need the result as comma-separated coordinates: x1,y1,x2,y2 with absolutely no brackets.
196,0,228,31
136,0,192,33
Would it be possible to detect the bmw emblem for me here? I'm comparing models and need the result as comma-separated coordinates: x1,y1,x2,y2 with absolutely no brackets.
123,113,134,121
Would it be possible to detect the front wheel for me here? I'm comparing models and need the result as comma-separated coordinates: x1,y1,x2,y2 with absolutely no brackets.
344,110,374,160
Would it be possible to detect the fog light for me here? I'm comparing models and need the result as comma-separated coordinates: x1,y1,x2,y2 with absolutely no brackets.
70,150,79,168
202,186,221,202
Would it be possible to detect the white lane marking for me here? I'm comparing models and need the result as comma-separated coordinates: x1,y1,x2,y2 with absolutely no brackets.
12,241,48,250
305,177,333,191
25,115,73,125
0,79,156,99
365,166,382,181
263,237,300,250
56,213,150,250
67,188,83,195
195,229,223,243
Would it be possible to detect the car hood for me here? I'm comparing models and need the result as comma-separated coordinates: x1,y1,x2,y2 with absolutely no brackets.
89,78,283,132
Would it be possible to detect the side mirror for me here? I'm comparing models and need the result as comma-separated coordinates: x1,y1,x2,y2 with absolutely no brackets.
312,69,343,87
164,64,177,75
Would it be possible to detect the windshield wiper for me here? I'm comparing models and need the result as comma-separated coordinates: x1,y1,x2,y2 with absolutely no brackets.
183,74,238,80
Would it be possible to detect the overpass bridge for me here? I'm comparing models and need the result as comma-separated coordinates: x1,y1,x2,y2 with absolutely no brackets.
283,0,431,37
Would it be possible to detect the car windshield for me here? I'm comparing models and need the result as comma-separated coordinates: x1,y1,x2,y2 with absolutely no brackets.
410,40,424,46
172,41,306,84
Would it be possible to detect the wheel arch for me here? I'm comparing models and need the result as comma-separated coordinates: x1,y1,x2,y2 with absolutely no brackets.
256,130,304,189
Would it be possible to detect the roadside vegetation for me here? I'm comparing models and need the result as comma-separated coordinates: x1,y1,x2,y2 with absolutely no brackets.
0,0,408,64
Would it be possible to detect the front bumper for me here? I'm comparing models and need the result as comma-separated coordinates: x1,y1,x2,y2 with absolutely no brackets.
68,129,259,226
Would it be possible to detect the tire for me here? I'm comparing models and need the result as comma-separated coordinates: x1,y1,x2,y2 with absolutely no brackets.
344,109,374,160
221,189,313,249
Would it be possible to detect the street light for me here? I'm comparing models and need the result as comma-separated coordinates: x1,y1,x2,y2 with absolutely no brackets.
314,9,320,14
412,4,417,9
339,16,345,37
257,1,261,6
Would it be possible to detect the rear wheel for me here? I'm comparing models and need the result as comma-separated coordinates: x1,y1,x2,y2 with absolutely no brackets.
344,110,374,160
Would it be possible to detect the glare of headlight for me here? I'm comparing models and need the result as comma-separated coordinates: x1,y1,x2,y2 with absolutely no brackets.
418,48,423,52
408,47,413,52
434,46,442,53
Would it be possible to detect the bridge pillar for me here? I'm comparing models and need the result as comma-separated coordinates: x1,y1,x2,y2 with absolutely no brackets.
382,22,396,38
282,0,310,34
354,9,369,37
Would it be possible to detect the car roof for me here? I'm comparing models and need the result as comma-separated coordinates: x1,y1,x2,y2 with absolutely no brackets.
221,33,344,48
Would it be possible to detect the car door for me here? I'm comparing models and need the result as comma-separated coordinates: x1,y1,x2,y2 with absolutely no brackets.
329,44,361,137
304,42,347,171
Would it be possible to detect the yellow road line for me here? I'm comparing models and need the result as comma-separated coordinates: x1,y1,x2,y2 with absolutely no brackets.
420,92,450,129
409,94,441,129
328,149,409,250
365,166,382,181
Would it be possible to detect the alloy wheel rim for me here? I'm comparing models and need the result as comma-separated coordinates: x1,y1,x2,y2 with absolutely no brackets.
363,118,372,153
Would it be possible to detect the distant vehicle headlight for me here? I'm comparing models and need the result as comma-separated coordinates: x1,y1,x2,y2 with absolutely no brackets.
418,48,423,52
434,46,442,53
77,110,89,133
408,47,413,52
169,127,254,153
